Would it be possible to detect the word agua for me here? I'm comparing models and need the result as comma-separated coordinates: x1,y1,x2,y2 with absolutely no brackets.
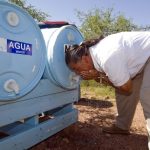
8,40,31,51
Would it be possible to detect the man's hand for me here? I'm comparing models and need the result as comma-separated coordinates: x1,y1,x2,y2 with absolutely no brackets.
80,69,99,80
116,79,133,95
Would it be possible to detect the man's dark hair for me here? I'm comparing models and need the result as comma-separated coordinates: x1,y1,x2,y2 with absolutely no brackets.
65,35,104,65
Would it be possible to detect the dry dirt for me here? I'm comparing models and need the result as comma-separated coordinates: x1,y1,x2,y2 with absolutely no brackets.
30,98,148,150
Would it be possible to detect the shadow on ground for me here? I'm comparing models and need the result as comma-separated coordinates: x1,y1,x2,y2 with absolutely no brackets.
75,98,113,108
30,98,148,150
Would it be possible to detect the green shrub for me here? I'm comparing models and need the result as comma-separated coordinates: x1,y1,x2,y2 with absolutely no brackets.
80,80,115,99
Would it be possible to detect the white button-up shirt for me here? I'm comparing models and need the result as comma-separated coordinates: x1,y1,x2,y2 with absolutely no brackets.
90,32,150,86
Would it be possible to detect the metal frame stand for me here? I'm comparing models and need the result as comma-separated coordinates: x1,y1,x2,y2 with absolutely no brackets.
0,79,78,150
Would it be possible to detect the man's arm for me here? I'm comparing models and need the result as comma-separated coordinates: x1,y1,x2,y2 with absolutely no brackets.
95,75,133,95
116,79,133,95
80,69,133,95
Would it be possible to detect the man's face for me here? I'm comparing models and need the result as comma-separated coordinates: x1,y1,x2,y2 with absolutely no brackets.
68,55,94,78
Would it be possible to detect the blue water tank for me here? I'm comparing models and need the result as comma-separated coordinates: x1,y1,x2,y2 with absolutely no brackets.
0,1,46,101
41,25,84,89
